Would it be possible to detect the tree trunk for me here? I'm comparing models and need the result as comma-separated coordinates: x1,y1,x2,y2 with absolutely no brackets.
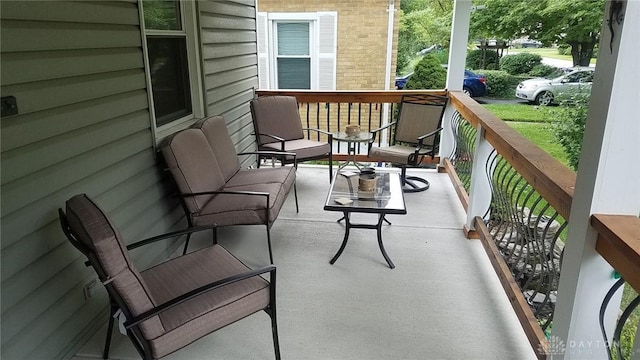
569,39,597,67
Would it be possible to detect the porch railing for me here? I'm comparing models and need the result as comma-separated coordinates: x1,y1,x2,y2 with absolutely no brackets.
255,90,446,163
256,89,639,359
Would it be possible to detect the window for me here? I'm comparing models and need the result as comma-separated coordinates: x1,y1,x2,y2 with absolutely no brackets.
257,12,337,90
275,22,311,89
141,0,202,131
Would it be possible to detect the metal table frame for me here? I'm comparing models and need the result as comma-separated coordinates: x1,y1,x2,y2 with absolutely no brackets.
332,131,373,171
323,171,406,268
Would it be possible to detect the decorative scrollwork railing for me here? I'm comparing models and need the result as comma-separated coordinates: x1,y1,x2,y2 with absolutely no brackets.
448,110,476,192
485,151,567,333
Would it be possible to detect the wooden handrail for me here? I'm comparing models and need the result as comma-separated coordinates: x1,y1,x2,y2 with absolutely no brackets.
256,89,447,104
592,214,640,293
449,91,576,220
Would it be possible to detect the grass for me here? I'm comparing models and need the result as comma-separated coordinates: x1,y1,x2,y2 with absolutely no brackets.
514,47,597,65
482,103,569,166
506,121,569,167
483,103,556,122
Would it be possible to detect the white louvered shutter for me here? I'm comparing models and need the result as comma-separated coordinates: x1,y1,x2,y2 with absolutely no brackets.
256,12,270,89
317,11,337,90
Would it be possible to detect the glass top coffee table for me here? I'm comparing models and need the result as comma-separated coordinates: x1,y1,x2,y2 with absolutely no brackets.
324,171,407,268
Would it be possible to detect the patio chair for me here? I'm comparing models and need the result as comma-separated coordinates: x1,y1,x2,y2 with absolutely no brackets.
161,116,297,263
250,95,334,182
59,194,280,360
368,94,448,192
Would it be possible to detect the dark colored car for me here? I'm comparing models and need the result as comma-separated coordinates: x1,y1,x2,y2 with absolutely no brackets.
395,70,487,97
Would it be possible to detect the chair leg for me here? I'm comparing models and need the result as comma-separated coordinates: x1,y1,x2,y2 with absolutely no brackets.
181,232,192,255
103,302,117,359
400,166,429,193
212,227,218,245
294,181,299,213
267,269,280,360
329,154,333,182
266,224,274,264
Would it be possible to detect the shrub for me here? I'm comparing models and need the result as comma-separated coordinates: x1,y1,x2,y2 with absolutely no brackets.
466,49,499,70
529,64,558,77
480,70,523,98
557,45,570,56
499,53,543,75
405,53,446,90
551,100,588,171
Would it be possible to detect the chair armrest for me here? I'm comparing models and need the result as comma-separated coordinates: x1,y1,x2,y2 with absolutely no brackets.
127,225,219,251
254,132,285,143
302,128,332,137
370,121,396,134
369,121,396,145
416,127,443,142
185,190,269,198
124,265,277,329
238,151,297,166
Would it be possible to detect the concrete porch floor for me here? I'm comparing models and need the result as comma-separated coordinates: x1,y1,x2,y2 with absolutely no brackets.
73,165,537,360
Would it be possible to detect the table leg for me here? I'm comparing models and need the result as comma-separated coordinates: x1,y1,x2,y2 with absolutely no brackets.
330,212,395,268
330,212,351,264
376,214,395,269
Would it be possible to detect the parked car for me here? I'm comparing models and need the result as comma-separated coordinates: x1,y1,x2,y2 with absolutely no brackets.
516,68,595,105
395,70,487,97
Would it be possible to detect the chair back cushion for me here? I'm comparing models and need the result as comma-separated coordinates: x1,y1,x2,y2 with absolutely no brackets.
64,194,164,339
250,96,304,144
162,129,226,213
195,116,241,183
395,94,448,148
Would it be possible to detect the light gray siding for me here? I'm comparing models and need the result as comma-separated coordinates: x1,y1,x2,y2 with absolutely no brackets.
1,0,262,359
0,1,183,359
199,0,260,161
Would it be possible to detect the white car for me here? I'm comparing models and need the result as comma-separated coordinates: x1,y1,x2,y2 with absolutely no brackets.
516,68,594,105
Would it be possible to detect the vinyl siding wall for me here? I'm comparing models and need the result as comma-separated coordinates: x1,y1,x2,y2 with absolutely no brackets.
0,0,260,359
199,0,260,159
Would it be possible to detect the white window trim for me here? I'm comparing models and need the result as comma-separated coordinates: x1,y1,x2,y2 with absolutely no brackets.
139,0,205,145
259,11,336,91
271,20,316,89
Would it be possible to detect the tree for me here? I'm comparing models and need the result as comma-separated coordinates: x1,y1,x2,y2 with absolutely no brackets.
397,0,453,74
471,0,605,66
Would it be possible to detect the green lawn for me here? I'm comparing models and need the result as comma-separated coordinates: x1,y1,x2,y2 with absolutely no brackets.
482,102,569,166
514,47,597,65
483,103,556,122
506,121,569,167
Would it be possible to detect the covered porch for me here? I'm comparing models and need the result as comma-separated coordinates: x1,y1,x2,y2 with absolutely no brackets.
73,166,537,360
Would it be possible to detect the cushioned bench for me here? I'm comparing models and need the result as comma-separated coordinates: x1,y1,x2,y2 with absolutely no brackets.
162,116,298,264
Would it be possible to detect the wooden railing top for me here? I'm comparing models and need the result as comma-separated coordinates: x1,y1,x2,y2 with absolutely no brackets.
450,90,577,220
592,214,640,293
256,89,447,104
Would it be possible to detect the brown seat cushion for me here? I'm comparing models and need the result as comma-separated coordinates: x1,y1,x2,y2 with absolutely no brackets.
194,116,241,183
260,139,331,161
193,180,292,226
162,129,226,213
141,244,270,359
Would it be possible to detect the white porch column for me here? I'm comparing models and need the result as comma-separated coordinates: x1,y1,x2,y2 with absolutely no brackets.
465,125,495,231
553,1,640,359
439,0,471,164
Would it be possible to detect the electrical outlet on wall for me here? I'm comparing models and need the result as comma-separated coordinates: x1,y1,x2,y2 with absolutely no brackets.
83,279,98,300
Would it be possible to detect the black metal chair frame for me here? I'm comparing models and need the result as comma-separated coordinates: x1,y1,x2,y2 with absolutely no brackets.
368,94,448,193
59,212,280,360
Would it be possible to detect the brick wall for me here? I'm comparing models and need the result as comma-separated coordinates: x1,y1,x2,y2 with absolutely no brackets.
258,0,399,90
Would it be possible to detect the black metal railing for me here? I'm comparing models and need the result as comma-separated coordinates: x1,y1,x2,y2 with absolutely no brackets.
485,151,567,333
448,110,476,192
